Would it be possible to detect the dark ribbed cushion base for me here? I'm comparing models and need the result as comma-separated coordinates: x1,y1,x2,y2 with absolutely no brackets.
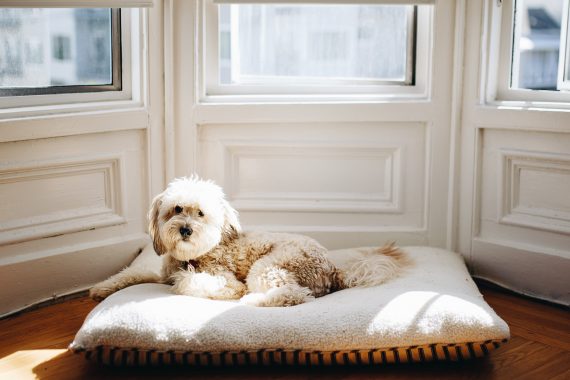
71,338,508,366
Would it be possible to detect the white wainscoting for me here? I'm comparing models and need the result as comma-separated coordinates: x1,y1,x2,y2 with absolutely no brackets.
0,130,150,316
498,150,570,234
477,129,570,257
458,0,570,306
0,154,126,245
469,129,570,304
222,142,401,213
197,122,428,248
0,5,167,317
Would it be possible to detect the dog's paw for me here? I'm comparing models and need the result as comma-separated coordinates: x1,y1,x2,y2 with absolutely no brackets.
240,286,315,307
239,292,267,306
266,286,315,307
89,285,115,302
171,271,245,300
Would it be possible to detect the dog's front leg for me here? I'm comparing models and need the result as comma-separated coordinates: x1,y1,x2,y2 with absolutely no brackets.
170,269,246,300
90,266,162,301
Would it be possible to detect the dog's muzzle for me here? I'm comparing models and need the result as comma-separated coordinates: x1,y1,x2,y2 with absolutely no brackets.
179,226,193,239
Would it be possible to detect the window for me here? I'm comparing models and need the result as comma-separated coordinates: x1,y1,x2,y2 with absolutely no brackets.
0,9,121,97
52,35,72,61
511,0,562,91
203,1,432,99
219,4,413,85
494,0,570,102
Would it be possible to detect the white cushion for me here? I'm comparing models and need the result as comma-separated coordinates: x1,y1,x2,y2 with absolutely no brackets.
70,246,510,365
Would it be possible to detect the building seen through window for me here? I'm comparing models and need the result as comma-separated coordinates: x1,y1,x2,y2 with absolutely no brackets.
513,0,562,90
218,4,412,86
0,9,113,91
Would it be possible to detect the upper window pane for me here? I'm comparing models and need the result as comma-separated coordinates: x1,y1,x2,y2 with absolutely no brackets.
0,9,117,95
511,0,562,90
219,4,414,86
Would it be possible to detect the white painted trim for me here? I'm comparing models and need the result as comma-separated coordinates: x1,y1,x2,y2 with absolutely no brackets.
222,142,402,213
472,275,568,307
0,108,149,143
247,228,431,254
214,0,434,4
0,233,149,317
471,238,570,305
146,0,166,198
0,0,154,7
193,103,436,124
446,0,466,251
557,0,570,91
163,0,176,183
487,0,570,106
0,153,127,245
497,149,570,235
200,1,432,101
0,10,137,113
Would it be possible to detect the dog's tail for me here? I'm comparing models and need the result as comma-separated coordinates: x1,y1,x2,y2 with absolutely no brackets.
332,242,410,289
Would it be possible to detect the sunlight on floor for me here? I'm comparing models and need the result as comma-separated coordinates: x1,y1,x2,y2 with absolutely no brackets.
0,349,66,379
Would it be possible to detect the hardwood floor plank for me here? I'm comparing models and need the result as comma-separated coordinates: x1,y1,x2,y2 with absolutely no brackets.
520,350,570,380
482,289,569,325
481,287,570,352
551,368,570,380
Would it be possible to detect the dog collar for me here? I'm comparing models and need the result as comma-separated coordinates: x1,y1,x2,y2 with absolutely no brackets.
187,259,199,269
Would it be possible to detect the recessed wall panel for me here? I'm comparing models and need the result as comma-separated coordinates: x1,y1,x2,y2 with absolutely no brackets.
478,129,570,257
198,122,426,230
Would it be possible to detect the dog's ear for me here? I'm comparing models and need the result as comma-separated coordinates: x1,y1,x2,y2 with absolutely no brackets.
220,198,241,242
148,192,167,255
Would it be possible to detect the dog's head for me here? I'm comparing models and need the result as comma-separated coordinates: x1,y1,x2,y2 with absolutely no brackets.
148,176,241,261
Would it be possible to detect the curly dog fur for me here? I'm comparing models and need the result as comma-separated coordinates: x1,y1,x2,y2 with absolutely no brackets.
90,176,409,307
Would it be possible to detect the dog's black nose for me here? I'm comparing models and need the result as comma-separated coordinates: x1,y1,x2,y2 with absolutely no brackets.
179,226,192,237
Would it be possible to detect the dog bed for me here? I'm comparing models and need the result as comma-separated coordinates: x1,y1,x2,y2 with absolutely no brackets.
70,246,510,366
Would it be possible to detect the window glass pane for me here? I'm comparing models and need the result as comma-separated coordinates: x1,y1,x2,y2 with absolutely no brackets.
219,4,413,85
0,9,113,90
511,0,562,90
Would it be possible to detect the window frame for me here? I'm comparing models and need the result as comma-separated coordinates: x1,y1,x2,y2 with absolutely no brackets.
0,9,122,97
557,0,570,91
0,8,135,112
492,0,570,104
199,0,432,102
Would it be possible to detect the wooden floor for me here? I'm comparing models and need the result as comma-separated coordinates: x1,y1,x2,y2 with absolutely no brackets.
0,282,568,380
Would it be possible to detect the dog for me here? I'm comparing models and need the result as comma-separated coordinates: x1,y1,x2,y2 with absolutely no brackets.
90,176,409,307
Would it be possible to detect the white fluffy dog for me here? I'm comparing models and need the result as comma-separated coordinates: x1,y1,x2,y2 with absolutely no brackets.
90,176,409,307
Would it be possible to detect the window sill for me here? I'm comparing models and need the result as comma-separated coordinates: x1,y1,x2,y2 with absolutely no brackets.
0,102,149,144
199,91,431,105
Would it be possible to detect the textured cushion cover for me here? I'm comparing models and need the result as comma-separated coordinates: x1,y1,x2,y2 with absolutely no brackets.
70,246,510,366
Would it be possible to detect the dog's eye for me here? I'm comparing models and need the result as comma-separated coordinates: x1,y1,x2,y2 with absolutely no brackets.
174,206,183,214
198,210,204,217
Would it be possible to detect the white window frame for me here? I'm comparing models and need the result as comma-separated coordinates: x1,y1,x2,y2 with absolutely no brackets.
198,0,433,103
557,0,570,91
0,8,144,118
488,0,570,106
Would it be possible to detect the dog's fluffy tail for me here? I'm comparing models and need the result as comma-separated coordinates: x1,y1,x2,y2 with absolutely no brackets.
332,242,410,288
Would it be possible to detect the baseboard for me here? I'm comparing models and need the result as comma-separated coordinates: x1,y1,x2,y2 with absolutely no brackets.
0,233,149,317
